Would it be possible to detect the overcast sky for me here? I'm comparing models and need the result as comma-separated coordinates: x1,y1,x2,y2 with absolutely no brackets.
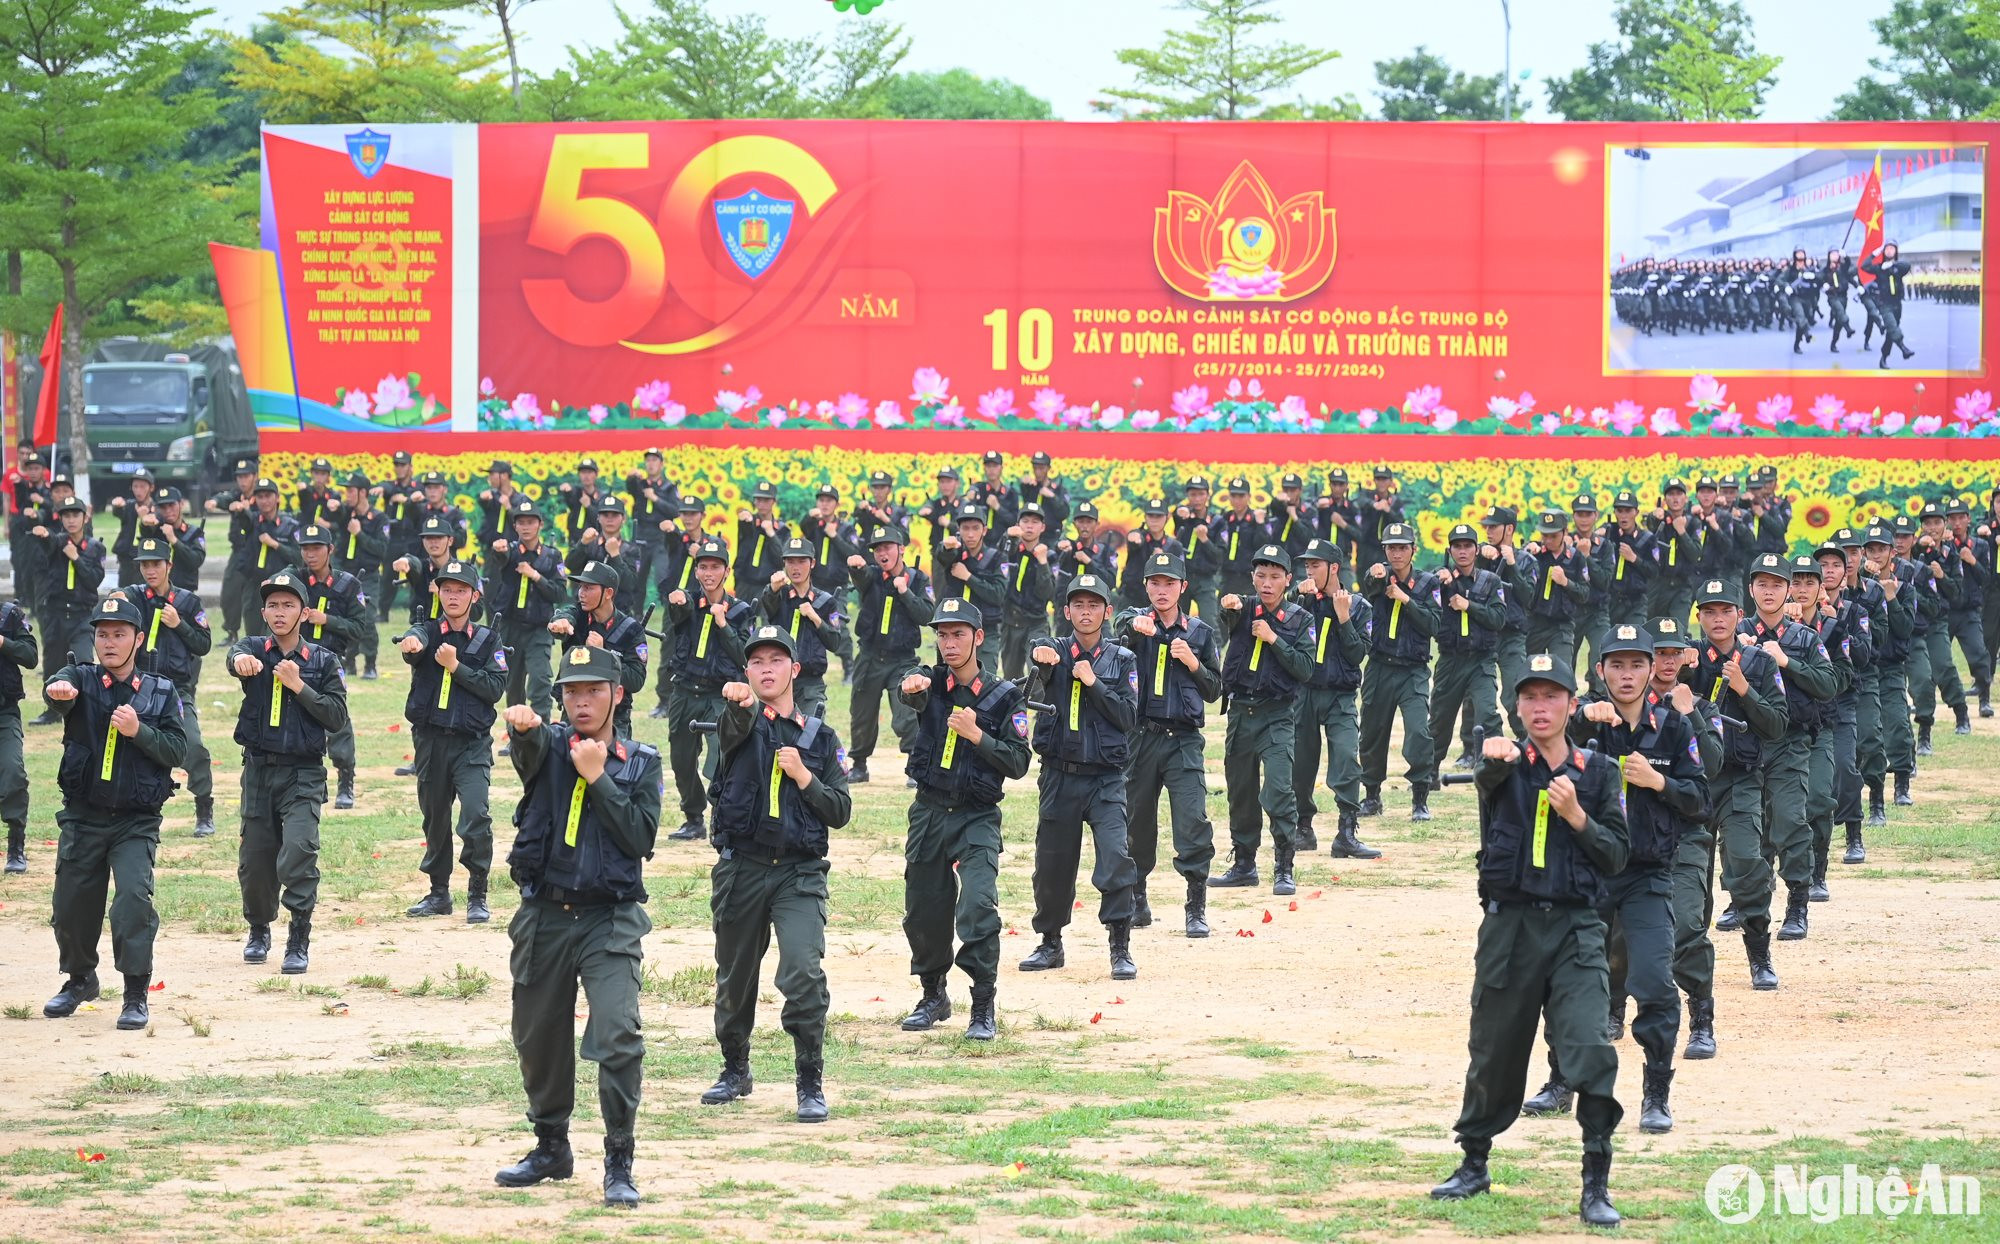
204,0,1893,122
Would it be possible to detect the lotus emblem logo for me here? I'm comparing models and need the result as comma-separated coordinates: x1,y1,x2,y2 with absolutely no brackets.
1153,161,1337,303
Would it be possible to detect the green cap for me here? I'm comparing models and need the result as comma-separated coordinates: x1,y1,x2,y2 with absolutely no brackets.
554,645,621,686
1598,622,1654,658
745,624,796,660
433,559,481,588
1515,651,1578,696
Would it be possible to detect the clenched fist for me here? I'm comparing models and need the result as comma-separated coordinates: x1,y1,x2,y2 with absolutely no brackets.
504,704,542,732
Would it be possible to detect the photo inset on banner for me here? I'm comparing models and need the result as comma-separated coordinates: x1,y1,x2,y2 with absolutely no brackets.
1606,143,1983,376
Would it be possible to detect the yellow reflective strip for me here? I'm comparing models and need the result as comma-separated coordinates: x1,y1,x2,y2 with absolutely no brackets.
820,536,830,562
753,534,765,565
101,722,118,781
1016,556,1029,589
1389,599,1402,640
880,595,892,636
1154,641,1169,696
1543,568,1554,600
1711,675,1723,703
147,607,163,652
678,559,694,588
768,752,784,817
1316,617,1331,663
1069,679,1082,730
565,777,586,846
314,595,327,641
430,595,440,619
697,615,712,658
516,572,530,609
1616,557,1625,581
347,533,357,560
1461,607,1469,637
269,684,283,729
1281,516,1292,542
437,662,452,710
1533,789,1550,868
1228,530,1238,560
790,609,802,637
940,729,958,769
1668,540,1676,567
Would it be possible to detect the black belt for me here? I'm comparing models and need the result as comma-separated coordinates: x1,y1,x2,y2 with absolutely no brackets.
536,885,619,908
1487,898,1582,913
717,845,822,866
244,749,324,766
915,787,994,812
1137,720,1199,735
675,677,727,692
1047,758,1115,776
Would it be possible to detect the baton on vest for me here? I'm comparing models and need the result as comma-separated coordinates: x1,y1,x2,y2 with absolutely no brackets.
1025,700,1056,714
1437,726,1485,787
637,604,671,644
690,698,823,735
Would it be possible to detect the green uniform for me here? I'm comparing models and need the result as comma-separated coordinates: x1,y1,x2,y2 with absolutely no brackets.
0,603,40,846
1117,606,1224,885
503,718,661,1145
1290,590,1370,827
47,661,187,983
1684,628,1789,952
663,587,753,829
1430,564,1508,778
1219,594,1315,859
229,632,349,924
1358,565,1443,799
1743,613,1841,906
1671,696,1725,1004
402,613,509,891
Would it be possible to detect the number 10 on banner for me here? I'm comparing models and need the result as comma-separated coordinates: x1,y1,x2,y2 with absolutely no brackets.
982,308,1054,373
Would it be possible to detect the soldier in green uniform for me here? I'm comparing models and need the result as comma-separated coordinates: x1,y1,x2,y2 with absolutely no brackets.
495,648,661,1208
1520,511,1592,675
1647,617,1723,1061
550,560,650,738
117,540,216,836
1430,524,1509,784
204,458,261,641
488,497,569,721
1358,523,1443,820
754,537,848,718
1476,506,1530,739
1569,494,1611,688
1430,653,1628,1230
566,497,644,603
0,600,36,871
664,538,754,840
844,526,933,782
225,478,303,641
1019,575,1142,981
700,627,851,1124
1800,549,1863,906
1116,549,1224,937
935,503,1007,675
40,597,187,1030
1212,544,1315,894
648,499,709,720
328,472,389,679
228,572,350,975
1289,539,1379,860
996,504,1056,679
295,525,370,810
400,561,509,923
37,497,108,687
1171,475,1224,619
1873,522,1921,812
895,599,1031,1041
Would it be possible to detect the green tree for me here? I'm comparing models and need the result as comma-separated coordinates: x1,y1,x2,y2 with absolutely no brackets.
1655,16,1779,120
1373,46,1516,121
229,0,509,124
470,0,540,103
1830,0,2000,121
1544,0,1767,122
883,69,1052,119
1096,0,1342,120
0,0,240,471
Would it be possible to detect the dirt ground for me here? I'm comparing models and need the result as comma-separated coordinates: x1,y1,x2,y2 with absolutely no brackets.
1,680,1997,1241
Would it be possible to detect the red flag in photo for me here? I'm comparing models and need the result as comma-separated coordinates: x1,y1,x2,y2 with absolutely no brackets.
1854,155,1886,284
32,303,62,448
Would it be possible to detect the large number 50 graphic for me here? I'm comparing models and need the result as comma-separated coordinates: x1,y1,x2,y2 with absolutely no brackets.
519,132,842,352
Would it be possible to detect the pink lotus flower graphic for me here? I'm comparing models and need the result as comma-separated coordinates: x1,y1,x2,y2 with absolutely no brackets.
373,374,415,417
587,404,609,426
1130,409,1161,430
1540,414,1562,436
508,392,541,422
1277,395,1310,425
978,388,1016,421
1608,401,1644,435
1356,408,1378,429
1808,394,1846,431
1061,405,1093,429
876,400,905,427
1225,378,1243,399
1098,405,1125,429
1755,394,1793,427
1586,406,1610,428
1206,267,1284,299
1486,395,1520,422
1710,407,1743,435
924,403,957,430
632,380,672,413
479,376,496,398
659,401,686,426
1029,388,1065,424
834,393,869,426
1246,379,1264,399
1880,411,1907,435
1433,407,1460,432
1404,385,1444,418
716,386,762,417
1650,407,1681,435
1913,414,1942,436
340,389,374,420
910,367,950,405
1685,374,1727,412
1172,385,1210,419
1953,389,1993,427
1841,409,1874,434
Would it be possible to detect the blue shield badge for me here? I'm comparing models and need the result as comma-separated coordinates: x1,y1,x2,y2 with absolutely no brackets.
713,188,795,280
346,128,390,179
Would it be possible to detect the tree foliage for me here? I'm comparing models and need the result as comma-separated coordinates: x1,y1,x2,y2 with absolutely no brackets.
228,0,510,124
1544,0,1769,122
883,69,1053,120
1373,46,1517,121
1831,0,2000,121
1655,16,1780,121
1096,0,1342,120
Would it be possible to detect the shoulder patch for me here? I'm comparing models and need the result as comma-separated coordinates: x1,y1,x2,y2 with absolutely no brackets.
1688,736,1702,763
193,611,209,627
1012,709,1029,739
493,648,508,670
635,642,649,661
1127,667,1139,693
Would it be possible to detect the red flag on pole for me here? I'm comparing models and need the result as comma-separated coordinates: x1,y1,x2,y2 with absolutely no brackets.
32,303,62,448
1854,155,1885,285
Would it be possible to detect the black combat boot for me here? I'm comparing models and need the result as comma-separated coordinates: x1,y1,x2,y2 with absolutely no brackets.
363,656,379,681
1358,785,1382,817
282,914,313,974
966,984,997,1041
406,884,453,918
1866,782,1886,827
1580,1151,1621,1228
1184,876,1209,939
1982,680,1995,718
1714,902,1743,932
668,817,705,841
243,923,271,964
700,1047,753,1104
1639,1065,1675,1133
118,974,151,1031
28,709,55,726
1272,844,1296,897
1894,771,1913,806
1429,1137,1491,1200
602,1136,639,1207
1131,882,1152,929
466,873,491,924
1684,996,1716,1060
1107,920,1137,981
1776,882,1810,939
1843,823,1867,866
43,973,99,1019
1295,819,1318,852
647,703,670,720
1522,1074,1573,1116
1809,849,1831,903
193,797,216,838
1746,929,1778,990
899,975,952,1031
1211,848,1258,888
1410,782,1432,823
334,769,356,810
1605,996,1626,1042
1916,718,1934,755
1019,933,1064,972
5,823,25,873
1954,703,1972,735
795,1059,829,1124
847,760,870,784
494,1123,573,1186
1330,807,1381,859
394,764,416,777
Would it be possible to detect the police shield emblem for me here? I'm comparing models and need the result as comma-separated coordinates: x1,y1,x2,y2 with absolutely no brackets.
714,188,795,280
345,128,391,179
